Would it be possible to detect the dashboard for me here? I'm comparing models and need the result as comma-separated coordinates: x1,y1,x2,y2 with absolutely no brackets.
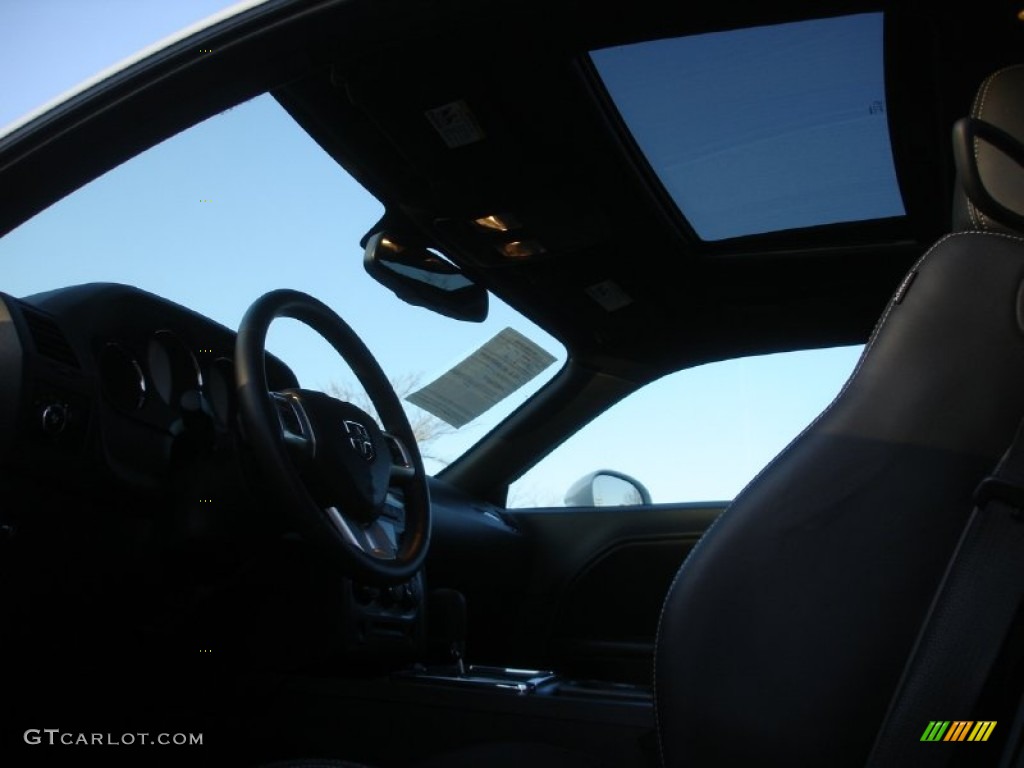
0,282,298,493
0,281,523,673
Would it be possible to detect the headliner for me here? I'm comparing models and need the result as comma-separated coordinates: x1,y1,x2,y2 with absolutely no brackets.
1,0,1022,383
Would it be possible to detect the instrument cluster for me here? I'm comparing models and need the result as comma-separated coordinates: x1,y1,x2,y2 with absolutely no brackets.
98,329,238,432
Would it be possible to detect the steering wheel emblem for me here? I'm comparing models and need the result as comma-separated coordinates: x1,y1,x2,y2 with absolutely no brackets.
343,419,375,462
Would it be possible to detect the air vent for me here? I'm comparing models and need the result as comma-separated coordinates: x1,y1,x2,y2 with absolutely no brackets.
20,306,80,368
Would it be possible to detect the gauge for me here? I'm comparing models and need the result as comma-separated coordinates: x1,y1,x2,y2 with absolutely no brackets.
147,330,202,407
204,356,236,427
98,343,146,411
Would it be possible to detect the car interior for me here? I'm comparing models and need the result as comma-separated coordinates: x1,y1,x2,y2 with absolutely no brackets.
2,1,1024,766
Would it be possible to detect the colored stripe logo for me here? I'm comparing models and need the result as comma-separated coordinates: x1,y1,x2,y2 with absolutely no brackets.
920,721,996,742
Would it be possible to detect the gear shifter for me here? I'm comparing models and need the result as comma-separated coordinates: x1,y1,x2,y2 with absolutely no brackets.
428,588,467,675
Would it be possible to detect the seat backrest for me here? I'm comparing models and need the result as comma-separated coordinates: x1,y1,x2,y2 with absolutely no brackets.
655,64,1024,767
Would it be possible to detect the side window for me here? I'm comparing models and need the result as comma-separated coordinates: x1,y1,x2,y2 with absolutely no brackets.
507,345,864,508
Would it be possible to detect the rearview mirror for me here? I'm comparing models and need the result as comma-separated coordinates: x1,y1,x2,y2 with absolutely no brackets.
363,232,488,322
564,470,652,507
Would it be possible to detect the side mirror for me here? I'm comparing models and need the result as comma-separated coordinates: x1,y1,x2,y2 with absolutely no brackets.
564,470,652,507
363,232,488,322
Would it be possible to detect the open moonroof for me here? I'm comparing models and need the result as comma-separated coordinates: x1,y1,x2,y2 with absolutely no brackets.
590,12,906,242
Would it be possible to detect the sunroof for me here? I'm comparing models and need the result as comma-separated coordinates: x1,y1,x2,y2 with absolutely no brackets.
590,12,905,241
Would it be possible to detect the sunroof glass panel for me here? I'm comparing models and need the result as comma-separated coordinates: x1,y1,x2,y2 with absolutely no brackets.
590,12,905,241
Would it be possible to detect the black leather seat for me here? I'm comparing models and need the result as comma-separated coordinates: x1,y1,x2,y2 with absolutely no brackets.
655,63,1024,767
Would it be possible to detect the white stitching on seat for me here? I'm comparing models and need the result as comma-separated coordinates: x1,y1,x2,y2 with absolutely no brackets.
969,72,997,230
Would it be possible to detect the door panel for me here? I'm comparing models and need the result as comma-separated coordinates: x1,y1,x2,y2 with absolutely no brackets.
424,477,723,683
500,503,723,683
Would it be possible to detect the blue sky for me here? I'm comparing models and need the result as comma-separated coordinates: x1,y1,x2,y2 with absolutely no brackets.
1,0,253,130
0,0,865,506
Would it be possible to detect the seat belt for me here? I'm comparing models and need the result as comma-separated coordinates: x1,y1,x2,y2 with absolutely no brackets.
865,419,1024,768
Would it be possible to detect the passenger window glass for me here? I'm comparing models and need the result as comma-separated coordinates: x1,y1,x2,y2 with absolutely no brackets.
508,345,864,508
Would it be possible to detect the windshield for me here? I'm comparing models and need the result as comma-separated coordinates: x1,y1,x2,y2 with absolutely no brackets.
0,93,566,473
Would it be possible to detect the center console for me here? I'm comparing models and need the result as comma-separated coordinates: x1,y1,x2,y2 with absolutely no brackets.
297,582,657,766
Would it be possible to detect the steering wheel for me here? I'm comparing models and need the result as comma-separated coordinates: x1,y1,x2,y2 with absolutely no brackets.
235,289,430,585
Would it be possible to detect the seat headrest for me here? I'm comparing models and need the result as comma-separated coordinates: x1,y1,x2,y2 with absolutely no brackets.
952,64,1024,234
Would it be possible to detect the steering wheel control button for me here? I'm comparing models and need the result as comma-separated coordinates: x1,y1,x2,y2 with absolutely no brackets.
272,391,316,458
383,432,415,480
275,395,303,434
